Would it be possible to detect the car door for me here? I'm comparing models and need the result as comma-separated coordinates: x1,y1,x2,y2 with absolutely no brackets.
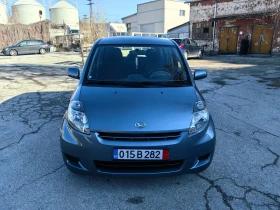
16,41,30,54
190,39,200,56
184,38,194,56
29,40,39,54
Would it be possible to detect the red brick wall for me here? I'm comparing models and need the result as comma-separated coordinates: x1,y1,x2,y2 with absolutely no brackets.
189,0,280,54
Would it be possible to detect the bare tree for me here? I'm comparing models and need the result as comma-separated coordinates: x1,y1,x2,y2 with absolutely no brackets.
80,0,107,45
0,21,50,49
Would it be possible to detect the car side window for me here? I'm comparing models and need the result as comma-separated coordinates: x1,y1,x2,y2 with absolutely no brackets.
190,40,198,46
185,39,191,45
19,41,28,47
28,41,37,46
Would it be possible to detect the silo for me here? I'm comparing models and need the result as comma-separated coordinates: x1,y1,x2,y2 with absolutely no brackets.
0,1,8,24
50,0,79,31
12,0,46,24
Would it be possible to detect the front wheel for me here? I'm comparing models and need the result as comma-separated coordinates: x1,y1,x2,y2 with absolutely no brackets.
9,50,17,56
39,48,46,54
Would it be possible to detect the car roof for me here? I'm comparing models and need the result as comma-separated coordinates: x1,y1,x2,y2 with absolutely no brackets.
171,37,189,40
20,40,44,42
98,36,175,46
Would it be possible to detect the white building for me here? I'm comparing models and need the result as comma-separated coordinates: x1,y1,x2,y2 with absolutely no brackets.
122,0,190,34
167,22,189,38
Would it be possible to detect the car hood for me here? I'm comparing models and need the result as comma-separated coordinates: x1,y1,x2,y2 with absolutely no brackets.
5,45,15,48
79,86,198,132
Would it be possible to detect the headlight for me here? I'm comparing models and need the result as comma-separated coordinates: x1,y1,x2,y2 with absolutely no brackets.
67,101,90,134
189,101,209,134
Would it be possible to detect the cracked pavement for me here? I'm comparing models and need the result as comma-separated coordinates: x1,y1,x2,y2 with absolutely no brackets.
0,53,280,210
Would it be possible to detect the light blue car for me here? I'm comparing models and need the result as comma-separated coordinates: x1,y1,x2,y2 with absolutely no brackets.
60,36,216,177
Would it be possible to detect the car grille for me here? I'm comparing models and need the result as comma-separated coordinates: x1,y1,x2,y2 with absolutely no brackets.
97,132,182,141
94,160,184,172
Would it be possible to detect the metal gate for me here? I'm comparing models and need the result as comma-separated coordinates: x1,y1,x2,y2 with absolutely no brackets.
219,27,238,54
250,25,274,54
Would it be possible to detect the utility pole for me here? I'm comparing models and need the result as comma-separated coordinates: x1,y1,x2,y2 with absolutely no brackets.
87,0,94,28
213,0,217,51
87,0,94,42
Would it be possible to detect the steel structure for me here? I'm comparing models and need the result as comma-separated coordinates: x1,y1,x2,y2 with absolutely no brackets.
12,0,46,24
49,0,79,30
10,0,44,6
0,0,8,24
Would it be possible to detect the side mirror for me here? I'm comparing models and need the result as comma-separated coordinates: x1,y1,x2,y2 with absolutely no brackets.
194,69,207,80
68,67,80,79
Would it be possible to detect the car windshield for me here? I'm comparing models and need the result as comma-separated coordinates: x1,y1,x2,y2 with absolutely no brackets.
14,41,23,46
85,44,190,87
71,30,79,34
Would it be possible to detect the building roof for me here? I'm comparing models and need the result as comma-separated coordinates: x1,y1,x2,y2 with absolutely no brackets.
184,0,202,3
210,9,278,21
167,22,189,32
122,13,137,20
109,23,127,33
98,36,174,46
13,0,44,6
137,0,158,6
50,0,77,9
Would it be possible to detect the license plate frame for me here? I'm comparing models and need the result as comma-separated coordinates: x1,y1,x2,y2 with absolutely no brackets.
113,149,169,160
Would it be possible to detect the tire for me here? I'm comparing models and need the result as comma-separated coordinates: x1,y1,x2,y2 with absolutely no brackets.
39,48,46,54
184,51,188,60
9,49,17,56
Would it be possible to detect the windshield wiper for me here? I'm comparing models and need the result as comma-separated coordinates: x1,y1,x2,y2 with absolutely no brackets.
156,81,189,87
85,80,149,87
85,80,189,87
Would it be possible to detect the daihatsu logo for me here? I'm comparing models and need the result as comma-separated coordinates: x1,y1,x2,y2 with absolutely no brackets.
135,122,146,128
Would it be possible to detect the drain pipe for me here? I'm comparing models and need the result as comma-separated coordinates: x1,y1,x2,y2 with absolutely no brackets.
213,0,217,51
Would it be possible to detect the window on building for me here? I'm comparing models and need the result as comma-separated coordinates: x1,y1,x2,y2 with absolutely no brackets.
192,22,213,40
126,23,131,30
179,10,185,16
203,27,209,33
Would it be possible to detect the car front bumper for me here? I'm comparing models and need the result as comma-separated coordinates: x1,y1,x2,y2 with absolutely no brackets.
1,49,8,55
60,117,216,177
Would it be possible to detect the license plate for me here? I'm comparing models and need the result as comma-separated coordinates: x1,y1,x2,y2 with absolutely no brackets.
113,149,169,160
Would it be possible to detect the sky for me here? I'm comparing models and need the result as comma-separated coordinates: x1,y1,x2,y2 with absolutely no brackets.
44,0,150,22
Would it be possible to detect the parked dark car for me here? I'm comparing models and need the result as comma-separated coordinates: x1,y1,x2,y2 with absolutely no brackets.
1,40,49,56
60,36,216,177
171,38,202,60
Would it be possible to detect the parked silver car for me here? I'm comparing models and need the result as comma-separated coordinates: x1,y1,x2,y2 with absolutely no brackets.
171,38,203,60
1,40,49,56
60,36,216,177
